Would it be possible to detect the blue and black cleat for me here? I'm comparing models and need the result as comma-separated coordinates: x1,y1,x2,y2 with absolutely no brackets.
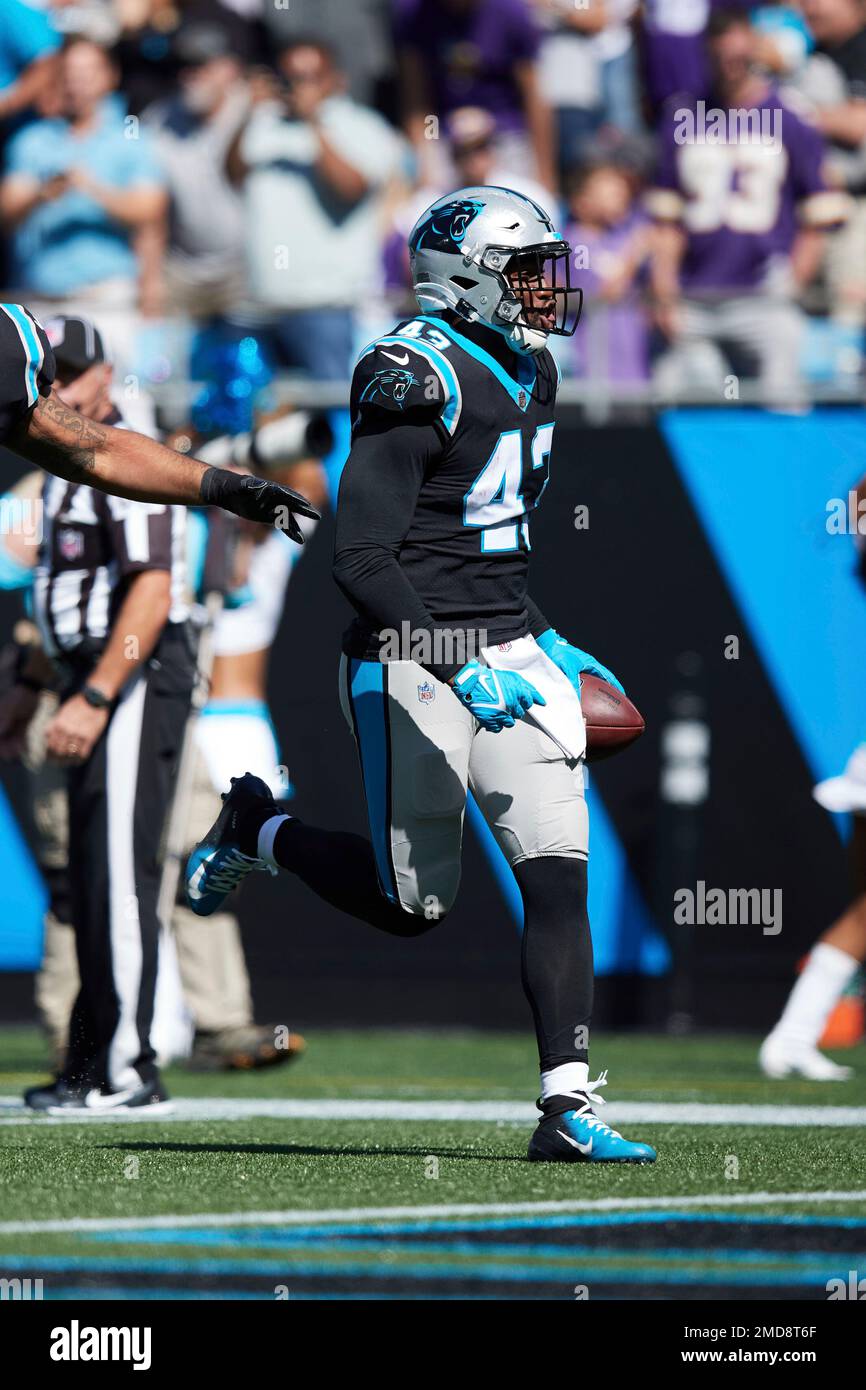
528,1070,657,1164
185,772,279,917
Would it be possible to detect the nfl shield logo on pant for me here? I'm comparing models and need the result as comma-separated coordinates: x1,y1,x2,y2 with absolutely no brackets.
417,680,436,704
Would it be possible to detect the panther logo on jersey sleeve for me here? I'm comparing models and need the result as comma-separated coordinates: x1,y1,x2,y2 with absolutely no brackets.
410,198,485,253
360,367,417,409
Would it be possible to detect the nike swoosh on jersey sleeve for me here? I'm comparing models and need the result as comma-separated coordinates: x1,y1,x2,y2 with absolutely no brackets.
350,337,462,437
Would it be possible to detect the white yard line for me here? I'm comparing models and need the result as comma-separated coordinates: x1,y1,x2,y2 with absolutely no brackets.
1,1095,865,1127
1,1190,865,1238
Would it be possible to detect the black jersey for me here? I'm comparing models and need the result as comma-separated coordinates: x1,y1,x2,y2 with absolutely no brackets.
338,313,558,675
0,304,55,440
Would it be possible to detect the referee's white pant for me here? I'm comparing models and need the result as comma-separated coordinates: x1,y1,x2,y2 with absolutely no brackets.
62,627,194,1093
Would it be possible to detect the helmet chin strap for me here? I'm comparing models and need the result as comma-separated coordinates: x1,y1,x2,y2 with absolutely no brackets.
488,283,551,355
458,306,549,357
504,322,549,356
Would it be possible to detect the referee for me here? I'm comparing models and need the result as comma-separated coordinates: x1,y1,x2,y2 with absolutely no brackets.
24,317,194,1112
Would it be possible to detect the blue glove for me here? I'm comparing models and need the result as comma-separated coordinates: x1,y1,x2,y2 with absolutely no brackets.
536,628,625,695
450,659,546,733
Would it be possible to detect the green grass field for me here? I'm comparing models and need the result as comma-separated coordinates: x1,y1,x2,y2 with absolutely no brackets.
1,1027,864,1300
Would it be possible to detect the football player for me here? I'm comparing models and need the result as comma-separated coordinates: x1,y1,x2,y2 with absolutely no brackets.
0,303,318,535
185,187,657,1164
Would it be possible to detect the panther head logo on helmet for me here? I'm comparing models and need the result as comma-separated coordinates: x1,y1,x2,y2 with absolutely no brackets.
410,198,486,254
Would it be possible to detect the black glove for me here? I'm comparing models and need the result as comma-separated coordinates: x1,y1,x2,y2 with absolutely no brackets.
199,467,320,544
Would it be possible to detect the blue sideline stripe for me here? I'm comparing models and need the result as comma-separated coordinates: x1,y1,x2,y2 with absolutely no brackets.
1,1255,849,1287
87,1210,866,1245
39,1285,408,1301
348,658,397,903
84,1233,866,1268
43,1286,269,1301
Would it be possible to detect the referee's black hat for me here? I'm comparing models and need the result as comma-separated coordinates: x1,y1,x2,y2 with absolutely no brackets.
43,316,106,374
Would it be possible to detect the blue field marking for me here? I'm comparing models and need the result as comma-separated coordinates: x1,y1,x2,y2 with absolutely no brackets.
81,1233,866,1270
0,1253,855,1288
43,1286,270,1301
84,1209,866,1245
43,1287,508,1301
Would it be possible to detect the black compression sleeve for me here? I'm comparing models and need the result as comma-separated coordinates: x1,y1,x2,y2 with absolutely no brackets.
516,856,593,1072
333,419,463,681
525,595,553,640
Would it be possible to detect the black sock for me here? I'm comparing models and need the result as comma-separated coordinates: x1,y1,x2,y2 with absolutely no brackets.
514,855,593,1073
260,815,437,938
238,803,282,858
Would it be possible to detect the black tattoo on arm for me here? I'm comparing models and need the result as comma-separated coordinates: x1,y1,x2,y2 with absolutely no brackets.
12,391,109,483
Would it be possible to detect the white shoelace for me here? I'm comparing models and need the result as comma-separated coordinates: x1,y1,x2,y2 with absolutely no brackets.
560,1070,623,1138
206,847,269,894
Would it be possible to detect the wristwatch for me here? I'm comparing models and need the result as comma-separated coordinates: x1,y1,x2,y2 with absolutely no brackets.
82,684,112,711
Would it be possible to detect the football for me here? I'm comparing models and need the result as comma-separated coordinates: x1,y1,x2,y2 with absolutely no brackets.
581,673,645,761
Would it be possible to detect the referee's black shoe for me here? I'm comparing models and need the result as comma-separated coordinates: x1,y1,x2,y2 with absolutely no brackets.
23,1076,172,1114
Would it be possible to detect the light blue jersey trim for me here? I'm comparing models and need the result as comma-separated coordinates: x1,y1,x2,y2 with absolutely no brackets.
356,334,462,435
1,304,42,407
416,314,536,411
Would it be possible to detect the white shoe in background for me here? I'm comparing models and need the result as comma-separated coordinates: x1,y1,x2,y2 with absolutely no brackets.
759,1031,853,1081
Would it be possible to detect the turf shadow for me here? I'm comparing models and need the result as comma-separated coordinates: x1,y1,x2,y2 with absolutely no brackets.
98,1140,528,1162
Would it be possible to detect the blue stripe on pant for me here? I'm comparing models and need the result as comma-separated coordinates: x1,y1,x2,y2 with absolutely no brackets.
346,658,399,905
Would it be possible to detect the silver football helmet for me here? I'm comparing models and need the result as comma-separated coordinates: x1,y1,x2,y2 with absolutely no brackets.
408,186,581,356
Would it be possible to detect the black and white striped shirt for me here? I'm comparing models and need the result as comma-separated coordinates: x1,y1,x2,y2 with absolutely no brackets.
34,470,188,660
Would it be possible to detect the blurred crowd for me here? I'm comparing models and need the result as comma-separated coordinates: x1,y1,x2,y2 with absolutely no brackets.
0,0,865,404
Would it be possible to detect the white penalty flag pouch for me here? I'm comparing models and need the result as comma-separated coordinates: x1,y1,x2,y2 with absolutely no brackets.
481,634,587,762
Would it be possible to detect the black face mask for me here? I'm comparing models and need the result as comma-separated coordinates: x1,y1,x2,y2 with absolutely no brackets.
489,242,583,338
